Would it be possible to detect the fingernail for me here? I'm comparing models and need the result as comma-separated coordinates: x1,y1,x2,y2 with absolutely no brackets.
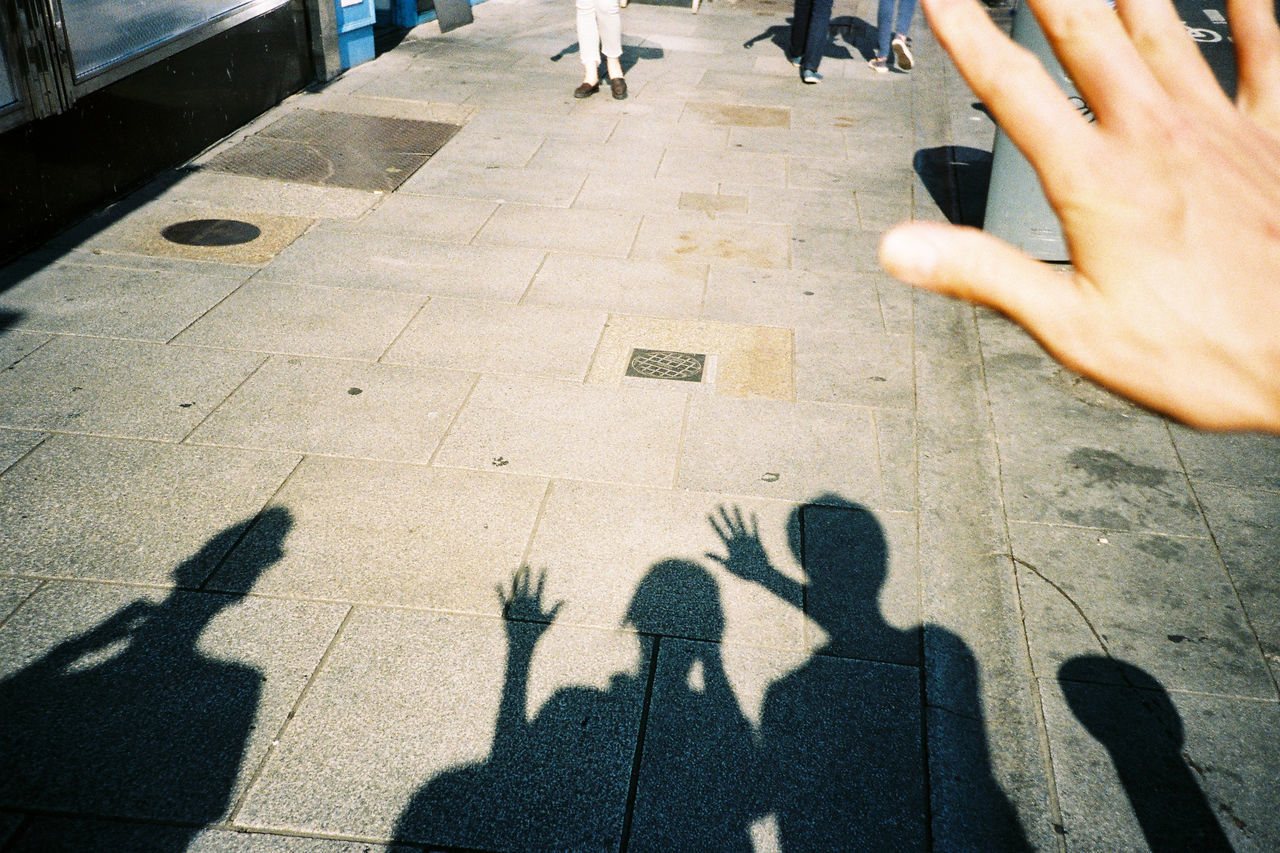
879,226,940,283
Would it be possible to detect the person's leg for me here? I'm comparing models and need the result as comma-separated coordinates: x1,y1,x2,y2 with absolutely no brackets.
801,0,833,72
576,0,601,84
790,0,813,62
893,0,917,36
596,0,623,79
875,0,894,59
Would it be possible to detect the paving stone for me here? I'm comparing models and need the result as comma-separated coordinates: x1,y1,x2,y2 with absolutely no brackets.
459,108,619,143
0,580,346,823
525,480,808,650
319,194,499,244
789,225,884,273
9,819,410,852
474,203,641,256
1169,425,1280,493
424,127,544,168
433,375,687,487
632,640,925,851
0,429,43,474
632,212,791,269
381,298,606,380
207,458,547,611
608,116,730,149
572,171,719,215
235,608,648,848
156,170,381,220
0,261,244,342
56,202,312,265
681,101,791,128
1196,483,1280,682
794,324,914,410
1010,523,1273,698
524,253,707,317
398,160,587,207
589,314,792,401
0,435,297,584
172,280,424,360
525,138,666,175
677,394,886,507
187,356,474,462
701,265,884,333
0,329,50,369
256,228,544,300
0,577,39,624
1040,668,1280,852
0,336,264,441
720,184,861,230
657,147,788,186
874,408,918,512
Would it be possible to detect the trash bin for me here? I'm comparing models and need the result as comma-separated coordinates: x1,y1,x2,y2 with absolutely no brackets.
335,0,377,69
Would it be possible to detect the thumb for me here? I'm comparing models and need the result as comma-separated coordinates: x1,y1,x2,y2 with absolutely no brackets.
878,221,1083,333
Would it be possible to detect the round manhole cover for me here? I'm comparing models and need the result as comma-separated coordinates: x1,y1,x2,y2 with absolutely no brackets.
161,219,261,246
628,349,704,381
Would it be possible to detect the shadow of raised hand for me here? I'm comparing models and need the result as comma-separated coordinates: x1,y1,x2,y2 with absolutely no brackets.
497,566,562,639
706,505,803,611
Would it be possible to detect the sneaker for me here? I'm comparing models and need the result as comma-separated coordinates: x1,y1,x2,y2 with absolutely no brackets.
788,55,802,67
801,68,823,84
891,35,914,70
868,56,889,74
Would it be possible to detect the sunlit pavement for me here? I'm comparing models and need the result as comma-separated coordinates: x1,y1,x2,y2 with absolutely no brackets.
1,1,1277,849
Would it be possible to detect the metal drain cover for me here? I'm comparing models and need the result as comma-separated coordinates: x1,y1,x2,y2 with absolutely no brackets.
626,349,706,382
161,219,261,246
202,110,461,191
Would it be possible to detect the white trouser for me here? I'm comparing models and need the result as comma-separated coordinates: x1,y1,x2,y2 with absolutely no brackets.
576,0,622,71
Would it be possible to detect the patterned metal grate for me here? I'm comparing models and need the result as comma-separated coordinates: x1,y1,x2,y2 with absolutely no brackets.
202,110,461,191
626,349,706,383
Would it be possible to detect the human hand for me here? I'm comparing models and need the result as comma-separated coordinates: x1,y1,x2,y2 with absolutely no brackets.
706,505,773,584
497,566,562,635
879,0,1280,432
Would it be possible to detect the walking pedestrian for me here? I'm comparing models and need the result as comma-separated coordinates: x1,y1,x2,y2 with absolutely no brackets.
869,0,917,73
790,0,834,83
574,0,627,99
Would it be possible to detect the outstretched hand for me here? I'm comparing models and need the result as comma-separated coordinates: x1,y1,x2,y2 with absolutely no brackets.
706,505,773,584
880,0,1280,432
497,566,562,633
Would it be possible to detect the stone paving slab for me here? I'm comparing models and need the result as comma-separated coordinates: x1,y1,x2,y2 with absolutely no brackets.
172,280,425,361
0,429,43,474
0,435,297,583
234,608,649,848
474,203,642,256
0,578,347,820
524,253,708,317
255,229,545,299
632,211,791,268
381,298,606,380
0,336,265,441
572,171,720,215
398,160,587,206
1039,666,1280,851
676,394,891,508
1168,425,1280,492
153,170,381,221
1010,522,1273,699
8,820,409,852
187,356,475,462
318,193,498,244
433,375,688,486
207,459,547,611
0,261,244,342
0,577,39,623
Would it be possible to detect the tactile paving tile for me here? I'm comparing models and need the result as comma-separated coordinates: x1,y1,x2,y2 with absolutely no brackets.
203,110,461,191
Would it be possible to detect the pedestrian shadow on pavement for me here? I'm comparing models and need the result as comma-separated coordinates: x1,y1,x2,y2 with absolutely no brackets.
393,494,1031,849
1059,655,1233,851
741,17,863,63
0,508,292,850
550,39,665,74
914,145,992,227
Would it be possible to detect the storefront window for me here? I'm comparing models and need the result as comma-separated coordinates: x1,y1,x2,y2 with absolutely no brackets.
60,0,262,81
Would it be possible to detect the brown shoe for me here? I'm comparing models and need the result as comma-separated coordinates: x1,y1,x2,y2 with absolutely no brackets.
574,81,600,99
610,77,627,100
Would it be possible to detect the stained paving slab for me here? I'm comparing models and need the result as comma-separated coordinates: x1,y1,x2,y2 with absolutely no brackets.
1,0,1277,850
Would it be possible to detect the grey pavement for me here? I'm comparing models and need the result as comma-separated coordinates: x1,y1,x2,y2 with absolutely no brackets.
1,1,1278,850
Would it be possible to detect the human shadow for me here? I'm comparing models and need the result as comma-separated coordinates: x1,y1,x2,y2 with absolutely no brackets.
1059,656,1233,852
549,40,665,75
394,559,757,850
707,496,1030,849
914,145,992,227
0,508,292,848
742,17,861,62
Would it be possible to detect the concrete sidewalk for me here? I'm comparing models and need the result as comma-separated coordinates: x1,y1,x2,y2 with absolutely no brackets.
1,0,1277,850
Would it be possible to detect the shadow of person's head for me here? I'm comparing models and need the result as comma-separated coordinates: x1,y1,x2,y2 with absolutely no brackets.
786,494,887,634
170,507,293,596
1058,656,1232,851
625,559,725,642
